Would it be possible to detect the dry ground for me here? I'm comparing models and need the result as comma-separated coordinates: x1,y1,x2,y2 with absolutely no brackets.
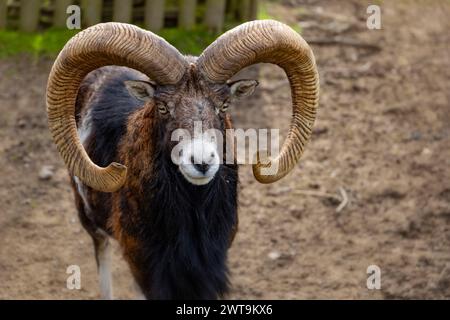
0,0,449,299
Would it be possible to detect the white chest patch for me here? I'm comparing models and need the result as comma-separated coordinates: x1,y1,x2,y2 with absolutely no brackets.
74,109,93,215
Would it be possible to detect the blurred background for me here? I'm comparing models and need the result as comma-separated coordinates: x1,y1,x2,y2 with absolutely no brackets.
0,0,261,56
0,0,449,299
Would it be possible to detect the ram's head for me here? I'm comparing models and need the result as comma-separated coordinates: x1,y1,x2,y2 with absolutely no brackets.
46,20,319,192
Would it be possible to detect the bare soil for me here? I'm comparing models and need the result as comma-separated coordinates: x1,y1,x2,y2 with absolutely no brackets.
0,0,449,299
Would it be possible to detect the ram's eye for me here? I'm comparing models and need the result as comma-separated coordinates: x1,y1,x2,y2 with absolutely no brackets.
157,104,168,114
219,102,229,112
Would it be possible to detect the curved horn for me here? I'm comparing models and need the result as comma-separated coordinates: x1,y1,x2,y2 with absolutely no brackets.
47,23,187,192
197,20,319,183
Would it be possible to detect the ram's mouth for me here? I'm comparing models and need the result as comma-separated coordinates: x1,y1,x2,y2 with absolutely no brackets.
179,165,217,186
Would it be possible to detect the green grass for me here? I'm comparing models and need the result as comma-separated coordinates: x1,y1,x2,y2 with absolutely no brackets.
0,3,303,59
0,28,79,58
257,2,273,20
0,27,220,58
158,27,219,56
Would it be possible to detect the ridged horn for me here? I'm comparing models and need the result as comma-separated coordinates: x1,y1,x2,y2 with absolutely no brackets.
197,20,319,183
47,23,187,192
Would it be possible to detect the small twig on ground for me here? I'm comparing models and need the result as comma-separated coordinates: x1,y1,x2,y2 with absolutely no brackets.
336,187,348,213
294,189,341,201
294,187,349,213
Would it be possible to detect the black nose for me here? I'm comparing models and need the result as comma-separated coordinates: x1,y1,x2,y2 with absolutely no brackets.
193,162,210,174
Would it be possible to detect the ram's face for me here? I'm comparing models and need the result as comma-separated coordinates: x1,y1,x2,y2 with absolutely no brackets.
125,70,258,185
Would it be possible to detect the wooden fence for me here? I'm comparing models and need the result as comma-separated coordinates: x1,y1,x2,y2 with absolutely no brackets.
0,0,258,32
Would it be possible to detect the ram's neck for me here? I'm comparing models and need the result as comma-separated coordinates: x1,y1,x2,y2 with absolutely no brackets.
132,155,239,299
118,104,156,194
109,103,156,244
112,105,240,299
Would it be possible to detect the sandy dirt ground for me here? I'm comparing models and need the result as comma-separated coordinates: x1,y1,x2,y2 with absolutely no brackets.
0,0,449,299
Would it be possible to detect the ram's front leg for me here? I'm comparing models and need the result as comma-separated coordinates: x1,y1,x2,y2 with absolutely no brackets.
92,230,114,300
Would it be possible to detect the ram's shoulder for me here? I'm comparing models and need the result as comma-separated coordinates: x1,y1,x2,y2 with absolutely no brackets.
75,66,148,125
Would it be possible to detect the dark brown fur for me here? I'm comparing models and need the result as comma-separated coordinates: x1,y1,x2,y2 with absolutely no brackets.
72,64,241,299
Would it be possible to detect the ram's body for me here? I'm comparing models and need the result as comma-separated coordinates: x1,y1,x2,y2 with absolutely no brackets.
47,21,319,300
73,66,238,299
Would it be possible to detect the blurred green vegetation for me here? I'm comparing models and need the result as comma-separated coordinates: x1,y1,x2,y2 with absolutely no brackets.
0,26,221,58
0,2,302,59
159,27,219,55
0,28,78,58
257,2,272,20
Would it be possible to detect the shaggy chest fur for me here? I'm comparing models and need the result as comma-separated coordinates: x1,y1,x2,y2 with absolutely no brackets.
75,67,239,299
111,109,239,300
117,149,238,299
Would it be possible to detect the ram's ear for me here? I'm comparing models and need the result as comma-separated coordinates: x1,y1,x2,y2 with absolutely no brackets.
125,80,156,102
228,79,259,99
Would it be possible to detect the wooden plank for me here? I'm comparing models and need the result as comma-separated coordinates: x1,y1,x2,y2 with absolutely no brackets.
239,0,250,21
0,0,7,29
81,0,103,27
113,0,133,23
239,0,258,21
249,0,258,20
20,0,41,32
228,0,239,13
144,0,165,32
204,0,226,32
178,0,196,29
54,0,73,28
